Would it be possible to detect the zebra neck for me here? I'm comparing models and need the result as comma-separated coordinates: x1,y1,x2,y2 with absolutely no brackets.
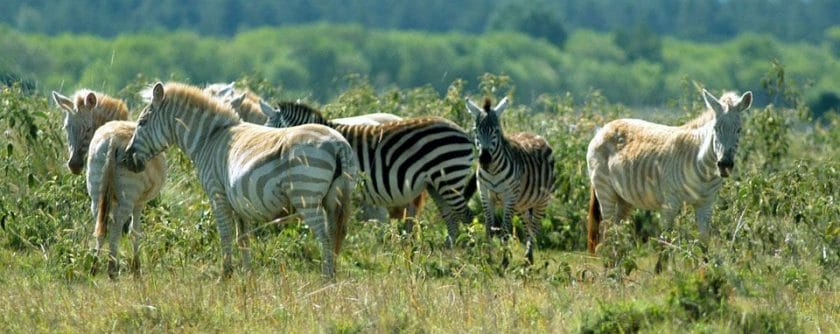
482,143,510,173
174,111,237,159
694,124,719,180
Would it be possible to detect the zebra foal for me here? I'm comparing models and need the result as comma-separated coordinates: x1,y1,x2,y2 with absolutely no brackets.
125,82,357,278
52,90,166,277
586,89,752,253
466,97,556,264
263,101,477,247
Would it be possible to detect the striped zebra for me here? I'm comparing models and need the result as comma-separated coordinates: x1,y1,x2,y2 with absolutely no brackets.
125,82,357,278
466,97,556,264
263,101,477,247
51,90,129,174
586,89,753,253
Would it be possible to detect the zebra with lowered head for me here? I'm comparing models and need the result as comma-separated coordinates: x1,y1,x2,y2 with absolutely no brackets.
586,89,753,253
263,101,477,247
466,97,556,264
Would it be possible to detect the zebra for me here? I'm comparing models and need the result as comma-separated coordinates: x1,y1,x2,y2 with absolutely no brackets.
263,101,477,247
466,97,556,264
51,90,129,174
586,89,753,253
125,82,357,279
87,121,166,278
52,90,166,277
203,82,268,124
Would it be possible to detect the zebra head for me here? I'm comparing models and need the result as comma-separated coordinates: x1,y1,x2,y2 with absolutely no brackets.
126,82,170,173
466,96,509,165
263,101,328,128
702,89,752,178
52,90,96,174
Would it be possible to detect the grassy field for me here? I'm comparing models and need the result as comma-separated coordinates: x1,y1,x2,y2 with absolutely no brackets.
1,73,838,332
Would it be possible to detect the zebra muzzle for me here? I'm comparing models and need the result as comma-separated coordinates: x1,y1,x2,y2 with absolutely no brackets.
479,149,492,165
123,147,146,173
717,160,734,178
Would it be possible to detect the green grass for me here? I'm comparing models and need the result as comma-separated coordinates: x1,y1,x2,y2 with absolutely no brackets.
1,72,839,332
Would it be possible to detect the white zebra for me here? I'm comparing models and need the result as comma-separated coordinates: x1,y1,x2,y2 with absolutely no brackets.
88,121,166,278
466,97,556,264
125,82,357,278
52,89,166,277
51,90,129,174
586,89,753,253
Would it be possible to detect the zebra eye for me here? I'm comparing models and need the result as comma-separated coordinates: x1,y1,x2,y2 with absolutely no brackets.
138,119,147,126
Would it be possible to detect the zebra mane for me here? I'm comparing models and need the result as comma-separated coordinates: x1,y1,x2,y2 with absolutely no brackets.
275,101,328,123
158,82,240,121
72,89,128,117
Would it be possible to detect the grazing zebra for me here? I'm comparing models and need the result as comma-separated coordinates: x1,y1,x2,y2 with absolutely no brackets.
88,121,166,278
586,89,753,253
466,97,556,264
125,82,357,278
263,101,477,247
51,90,129,174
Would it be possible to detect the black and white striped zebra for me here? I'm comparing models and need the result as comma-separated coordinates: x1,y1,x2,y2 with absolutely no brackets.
466,97,556,263
263,101,477,247
125,82,357,278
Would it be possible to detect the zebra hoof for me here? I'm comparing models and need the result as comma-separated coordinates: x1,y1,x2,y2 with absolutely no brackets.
107,258,119,280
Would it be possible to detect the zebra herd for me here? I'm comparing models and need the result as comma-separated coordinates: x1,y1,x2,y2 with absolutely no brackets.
51,81,752,279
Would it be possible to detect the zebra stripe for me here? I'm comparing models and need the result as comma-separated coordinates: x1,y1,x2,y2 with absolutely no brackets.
466,97,556,264
263,101,476,247
586,89,753,253
52,89,129,174
126,82,357,278
87,121,166,277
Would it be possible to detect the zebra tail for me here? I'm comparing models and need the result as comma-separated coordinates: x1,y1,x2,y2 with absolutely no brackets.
94,139,117,238
328,145,357,256
587,186,602,254
462,171,478,201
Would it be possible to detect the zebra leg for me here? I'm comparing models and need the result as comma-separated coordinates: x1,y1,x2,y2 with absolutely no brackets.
107,206,131,279
694,204,713,244
524,207,545,265
235,217,251,271
129,206,144,276
209,193,237,277
655,205,681,274
500,195,517,241
426,186,459,248
297,206,336,279
478,185,497,239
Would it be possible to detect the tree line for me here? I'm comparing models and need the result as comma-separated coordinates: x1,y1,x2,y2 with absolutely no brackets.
1,23,839,116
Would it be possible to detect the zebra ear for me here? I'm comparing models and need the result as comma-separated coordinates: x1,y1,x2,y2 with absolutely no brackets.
52,91,74,112
151,82,165,106
229,93,246,109
493,96,509,117
735,91,753,112
702,89,725,116
84,92,98,109
259,99,274,118
465,98,483,118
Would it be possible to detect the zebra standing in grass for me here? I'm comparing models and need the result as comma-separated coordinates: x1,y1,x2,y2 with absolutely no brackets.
52,90,166,277
586,89,752,253
263,101,477,247
125,82,357,278
466,97,556,264
204,82,268,124
52,90,129,174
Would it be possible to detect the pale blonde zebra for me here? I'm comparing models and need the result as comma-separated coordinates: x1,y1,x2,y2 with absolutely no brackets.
51,90,129,174
586,89,753,253
125,82,357,278
88,121,166,278
203,82,268,124
466,97,556,264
